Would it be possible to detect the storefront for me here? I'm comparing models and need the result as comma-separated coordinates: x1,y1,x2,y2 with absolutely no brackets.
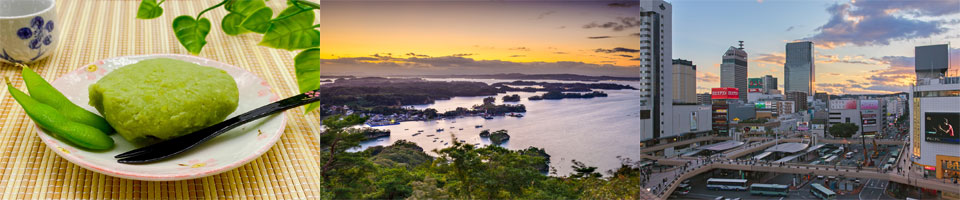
937,155,960,180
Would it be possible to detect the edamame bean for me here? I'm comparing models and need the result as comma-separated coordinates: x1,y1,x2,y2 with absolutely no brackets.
6,79,114,150
20,65,115,134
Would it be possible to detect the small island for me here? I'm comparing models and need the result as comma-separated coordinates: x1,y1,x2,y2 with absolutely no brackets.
529,91,608,100
502,94,521,102
480,129,511,145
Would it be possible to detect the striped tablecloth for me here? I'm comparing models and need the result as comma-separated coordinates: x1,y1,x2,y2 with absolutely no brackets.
0,0,322,198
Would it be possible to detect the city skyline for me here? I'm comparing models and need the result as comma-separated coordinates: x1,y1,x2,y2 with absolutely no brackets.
676,0,960,95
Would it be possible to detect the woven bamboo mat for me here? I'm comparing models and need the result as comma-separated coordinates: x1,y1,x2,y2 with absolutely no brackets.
0,0,322,198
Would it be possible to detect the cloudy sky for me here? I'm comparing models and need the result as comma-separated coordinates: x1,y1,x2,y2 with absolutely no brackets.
318,0,643,76
675,0,960,94
318,0,960,94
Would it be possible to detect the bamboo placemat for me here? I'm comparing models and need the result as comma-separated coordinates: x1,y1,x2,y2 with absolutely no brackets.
0,0,321,198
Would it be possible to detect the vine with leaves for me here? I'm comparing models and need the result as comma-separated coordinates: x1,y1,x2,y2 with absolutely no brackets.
137,0,320,113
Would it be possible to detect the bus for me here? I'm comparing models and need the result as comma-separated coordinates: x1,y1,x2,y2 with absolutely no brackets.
831,149,842,155
845,152,854,159
888,158,897,165
707,178,749,191
820,155,832,161
749,184,789,196
810,183,836,200
824,155,838,164
809,160,821,165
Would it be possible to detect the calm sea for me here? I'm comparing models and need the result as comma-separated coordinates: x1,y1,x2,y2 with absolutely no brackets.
344,78,641,176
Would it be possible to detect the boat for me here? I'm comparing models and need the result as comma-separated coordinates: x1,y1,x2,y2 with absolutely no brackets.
426,134,435,137
436,128,444,132
508,113,524,118
459,140,465,143
412,133,421,136
475,125,483,128
404,128,409,131
450,126,455,129
444,142,448,145
459,128,464,130
433,140,437,142
417,130,424,132
482,114,494,119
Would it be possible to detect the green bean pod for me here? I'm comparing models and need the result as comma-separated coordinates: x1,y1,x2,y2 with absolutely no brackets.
6,80,114,150
21,66,115,134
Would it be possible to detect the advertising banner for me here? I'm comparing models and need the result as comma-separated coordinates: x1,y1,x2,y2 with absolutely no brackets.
711,88,740,99
925,112,960,144
860,100,879,110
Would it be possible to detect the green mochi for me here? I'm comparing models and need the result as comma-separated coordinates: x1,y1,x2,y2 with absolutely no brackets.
89,58,239,143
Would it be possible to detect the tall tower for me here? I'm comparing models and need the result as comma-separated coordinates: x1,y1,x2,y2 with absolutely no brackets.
638,0,672,141
763,75,778,94
721,41,748,102
785,41,815,95
673,59,696,104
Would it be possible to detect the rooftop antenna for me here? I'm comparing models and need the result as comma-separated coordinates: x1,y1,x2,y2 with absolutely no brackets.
738,41,744,50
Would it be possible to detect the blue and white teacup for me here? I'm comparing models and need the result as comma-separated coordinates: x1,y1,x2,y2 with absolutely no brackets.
1,0,58,64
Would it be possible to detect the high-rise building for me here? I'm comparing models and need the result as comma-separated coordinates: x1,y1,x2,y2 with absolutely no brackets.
697,93,712,105
672,59,696,104
915,44,950,79
721,42,748,102
786,91,808,112
638,0,672,142
784,41,815,95
763,75,777,94
814,92,830,103
910,43,960,182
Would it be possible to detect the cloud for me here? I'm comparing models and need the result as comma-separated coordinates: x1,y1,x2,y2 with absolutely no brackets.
828,73,841,76
537,11,555,19
588,36,612,39
630,58,641,61
816,55,915,94
607,1,639,8
595,47,639,53
785,26,794,31
509,55,525,57
450,53,474,57
405,53,430,58
553,52,568,54
630,32,643,37
802,0,960,49
319,54,640,77
583,17,640,31
618,54,633,58
816,54,881,65
509,47,531,51
697,71,720,83
753,52,785,65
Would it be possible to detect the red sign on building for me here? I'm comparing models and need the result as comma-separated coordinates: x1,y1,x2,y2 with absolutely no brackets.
748,88,762,93
711,88,740,99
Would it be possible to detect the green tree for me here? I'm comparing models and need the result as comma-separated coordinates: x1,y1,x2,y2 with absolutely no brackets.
319,114,374,199
423,108,438,119
829,123,859,138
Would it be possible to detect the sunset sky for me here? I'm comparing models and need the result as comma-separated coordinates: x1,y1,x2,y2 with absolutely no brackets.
318,0,960,94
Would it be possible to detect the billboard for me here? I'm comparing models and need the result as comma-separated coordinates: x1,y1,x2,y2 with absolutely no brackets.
748,88,762,93
711,88,740,99
690,112,698,131
860,100,879,110
748,78,763,88
830,100,858,110
925,112,960,144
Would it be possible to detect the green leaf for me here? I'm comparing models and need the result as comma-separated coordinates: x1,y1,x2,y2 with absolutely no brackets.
259,7,319,50
221,13,249,35
136,0,163,19
227,0,266,15
295,48,320,113
172,16,211,55
241,8,274,34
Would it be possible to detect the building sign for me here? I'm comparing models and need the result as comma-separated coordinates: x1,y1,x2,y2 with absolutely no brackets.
925,112,960,144
748,78,763,93
943,160,960,171
863,119,877,125
830,100,858,110
711,88,740,99
913,98,922,157
860,100,879,110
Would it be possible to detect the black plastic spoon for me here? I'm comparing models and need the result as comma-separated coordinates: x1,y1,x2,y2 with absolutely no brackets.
115,89,319,163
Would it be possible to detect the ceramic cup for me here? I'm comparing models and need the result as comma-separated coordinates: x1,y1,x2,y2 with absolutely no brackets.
0,0,58,64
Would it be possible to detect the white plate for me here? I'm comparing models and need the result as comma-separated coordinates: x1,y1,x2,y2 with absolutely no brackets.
38,54,286,181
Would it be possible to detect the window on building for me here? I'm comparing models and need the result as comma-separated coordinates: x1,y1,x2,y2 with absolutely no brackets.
640,110,651,119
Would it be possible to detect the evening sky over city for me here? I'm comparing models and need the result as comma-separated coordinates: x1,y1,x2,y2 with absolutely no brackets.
317,0,959,94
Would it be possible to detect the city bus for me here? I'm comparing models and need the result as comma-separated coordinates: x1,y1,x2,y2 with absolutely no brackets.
706,178,749,191
824,155,838,164
810,183,836,200
820,155,832,161
845,152,854,159
831,149,842,155
809,160,821,165
749,183,789,196
888,158,897,165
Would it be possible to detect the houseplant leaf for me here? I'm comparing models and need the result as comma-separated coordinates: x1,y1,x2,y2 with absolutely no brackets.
259,7,318,50
172,15,211,55
295,48,320,113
